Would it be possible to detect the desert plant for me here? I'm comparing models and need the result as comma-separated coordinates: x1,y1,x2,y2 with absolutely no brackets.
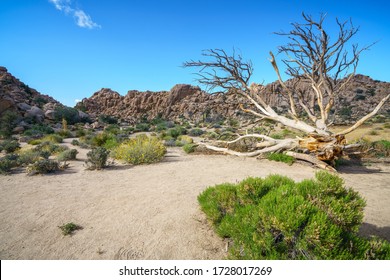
183,143,196,154
26,159,60,175
0,157,17,175
54,106,80,125
188,128,204,137
17,149,49,166
71,139,80,146
0,139,20,153
85,147,109,170
98,114,117,124
0,111,18,138
198,172,390,260
58,222,82,236
114,134,166,165
23,124,54,137
57,149,78,161
135,122,150,132
266,153,295,165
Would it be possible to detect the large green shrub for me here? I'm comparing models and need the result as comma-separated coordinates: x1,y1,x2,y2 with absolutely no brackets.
54,106,80,124
114,134,166,165
85,147,109,170
198,172,390,260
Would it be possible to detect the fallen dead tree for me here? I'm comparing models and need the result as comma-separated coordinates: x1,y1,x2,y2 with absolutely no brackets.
184,13,389,171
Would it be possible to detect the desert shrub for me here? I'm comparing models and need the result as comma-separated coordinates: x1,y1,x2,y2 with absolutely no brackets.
177,135,193,145
26,159,60,175
43,134,63,143
266,153,295,165
58,222,83,236
183,143,196,154
17,149,49,166
135,123,150,132
57,149,78,161
71,139,80,146
0,111,19,138
103,136,120,150
198,172,389,260
54,106,80,125
0,156,18,175
188,128,204,137
104,124,120,135
207,131,219,139
75,129,86,137
383,123,390,129
98,114,117,124
23,124,54,136
34,141,67,155
85,147,109,170
218,131,236,141
371,140,390,157
368,130,379,136
0,139,20,153
163,138,177,147
57,129,73,138
114,134,166,165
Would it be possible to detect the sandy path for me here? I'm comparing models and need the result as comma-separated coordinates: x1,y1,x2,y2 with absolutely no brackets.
0,140,389,259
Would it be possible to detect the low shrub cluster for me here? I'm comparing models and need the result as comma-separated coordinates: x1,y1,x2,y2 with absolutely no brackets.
198,171,390,259
85,147,109,170
26,159,60,175
0,139,20,154
57,149,78,161
182,143,196,154
114,134,166,165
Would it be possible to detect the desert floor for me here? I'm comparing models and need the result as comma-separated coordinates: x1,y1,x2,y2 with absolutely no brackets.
0,139,389,259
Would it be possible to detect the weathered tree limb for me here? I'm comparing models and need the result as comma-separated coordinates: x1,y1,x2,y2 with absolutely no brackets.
285,151,337,172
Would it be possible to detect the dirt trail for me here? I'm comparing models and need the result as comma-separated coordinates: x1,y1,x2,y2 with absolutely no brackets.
0,140,389,259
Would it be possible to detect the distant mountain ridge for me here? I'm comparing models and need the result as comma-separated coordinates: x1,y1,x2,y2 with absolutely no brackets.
1,66,389,125
79,74,390,125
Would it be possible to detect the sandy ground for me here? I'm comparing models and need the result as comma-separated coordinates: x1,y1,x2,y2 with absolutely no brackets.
0,139,389,260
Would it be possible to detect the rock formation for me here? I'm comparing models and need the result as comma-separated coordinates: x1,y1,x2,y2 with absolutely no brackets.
79,75,390,124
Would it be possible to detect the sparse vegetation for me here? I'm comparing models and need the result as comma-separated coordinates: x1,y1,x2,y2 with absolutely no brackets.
183,143,196,154
114,134,166,165
26,159,60,175
0,139,20,153
58,222,82,236
85,147,109,170
266,153,295,165
198,172,390,259
0,111,19,138
57,149,78,161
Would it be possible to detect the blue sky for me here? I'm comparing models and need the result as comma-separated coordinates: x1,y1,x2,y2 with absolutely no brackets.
1,0,389,106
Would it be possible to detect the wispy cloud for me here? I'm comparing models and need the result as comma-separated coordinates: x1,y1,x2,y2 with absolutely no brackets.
49,0,101,29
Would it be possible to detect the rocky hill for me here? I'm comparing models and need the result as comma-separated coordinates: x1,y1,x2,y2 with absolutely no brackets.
79,74,390,125
0,66,63,122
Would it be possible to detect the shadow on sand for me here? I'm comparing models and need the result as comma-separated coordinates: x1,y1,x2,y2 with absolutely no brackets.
359,223,390,242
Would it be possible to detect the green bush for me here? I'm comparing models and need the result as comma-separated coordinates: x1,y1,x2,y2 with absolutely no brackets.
98,114,117,124
57,129,73,138
104,124,121,135
54,106,80,125
23,124,55,137
0,111,18,138
114,134,166,165
188,128,204,137
0,156,18,175
71,139,80,146
26,159,60,175
198,172,390,259
57,149,78,161
17,149,49,166
0,139,20,153
266,153,295,165
183,143,196,154
135,123,150,132
85,147,109,170
33,141,67,155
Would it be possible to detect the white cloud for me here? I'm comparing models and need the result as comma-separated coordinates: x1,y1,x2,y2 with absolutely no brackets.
74,10,101,29
74,99,82,103
48,0,100,29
